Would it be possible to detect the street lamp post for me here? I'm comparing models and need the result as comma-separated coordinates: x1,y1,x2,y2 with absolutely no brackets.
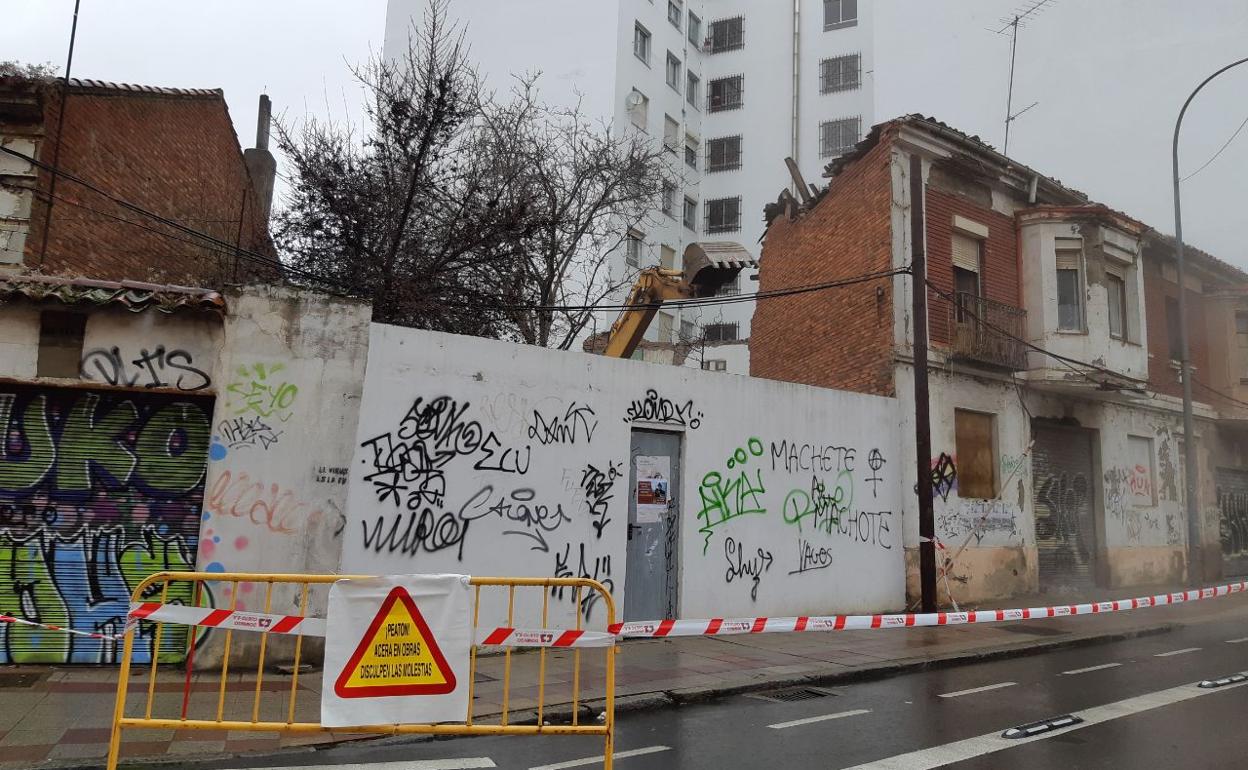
1172,56,1248,585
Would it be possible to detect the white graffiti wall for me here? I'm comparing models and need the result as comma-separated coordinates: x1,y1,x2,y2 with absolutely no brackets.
341,324,905,629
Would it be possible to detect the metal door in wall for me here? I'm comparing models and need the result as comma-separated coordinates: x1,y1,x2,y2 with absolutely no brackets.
1032,424,1098,592
1216,468,1248,577
0,385,212,664
623,430,680,621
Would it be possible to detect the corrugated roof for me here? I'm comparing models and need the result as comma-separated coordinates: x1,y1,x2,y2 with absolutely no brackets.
0,273,226,314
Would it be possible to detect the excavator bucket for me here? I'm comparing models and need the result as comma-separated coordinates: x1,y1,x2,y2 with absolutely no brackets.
682,242,759,297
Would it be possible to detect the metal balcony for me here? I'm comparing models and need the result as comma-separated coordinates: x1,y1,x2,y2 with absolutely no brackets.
947,292,1028,371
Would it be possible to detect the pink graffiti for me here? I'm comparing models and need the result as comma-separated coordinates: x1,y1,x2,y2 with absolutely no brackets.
1128,465,1153,499
205,470,328,534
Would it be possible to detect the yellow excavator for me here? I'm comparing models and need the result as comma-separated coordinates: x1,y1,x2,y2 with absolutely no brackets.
602,242,758,358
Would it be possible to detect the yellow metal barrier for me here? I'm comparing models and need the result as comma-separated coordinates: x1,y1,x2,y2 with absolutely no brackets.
106,572,616,769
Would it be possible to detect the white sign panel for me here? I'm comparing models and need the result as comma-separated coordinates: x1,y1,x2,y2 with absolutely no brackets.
321,574,471,727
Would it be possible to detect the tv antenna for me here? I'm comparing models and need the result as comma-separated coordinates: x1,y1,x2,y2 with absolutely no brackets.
996,0,1056,155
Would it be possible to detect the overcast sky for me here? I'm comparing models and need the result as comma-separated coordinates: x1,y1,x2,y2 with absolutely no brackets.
5,1,1246,267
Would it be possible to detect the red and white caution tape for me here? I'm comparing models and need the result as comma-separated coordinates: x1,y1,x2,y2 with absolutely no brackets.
477,627,615,648
609,580,1248,638
127,603,326,637
1,613,122,641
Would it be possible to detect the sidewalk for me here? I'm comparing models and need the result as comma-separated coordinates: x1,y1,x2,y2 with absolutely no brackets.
5,583,1248,769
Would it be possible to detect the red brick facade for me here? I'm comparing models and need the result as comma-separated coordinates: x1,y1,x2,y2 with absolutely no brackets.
7,79,274,286
1142,250,1212,401
923,186,1020,348
750,130,897,395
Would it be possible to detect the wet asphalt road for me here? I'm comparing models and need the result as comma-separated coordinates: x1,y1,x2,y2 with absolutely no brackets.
196,615,1248,770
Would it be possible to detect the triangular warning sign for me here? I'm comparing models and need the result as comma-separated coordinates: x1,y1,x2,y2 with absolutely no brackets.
333,586,457,698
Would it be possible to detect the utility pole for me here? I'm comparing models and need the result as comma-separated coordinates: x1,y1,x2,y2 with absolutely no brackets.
910,154,936,613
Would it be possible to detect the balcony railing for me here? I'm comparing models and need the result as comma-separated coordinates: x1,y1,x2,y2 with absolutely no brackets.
946,292,1028,370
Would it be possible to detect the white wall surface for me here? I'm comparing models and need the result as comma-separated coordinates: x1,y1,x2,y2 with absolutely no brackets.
341,323,905,630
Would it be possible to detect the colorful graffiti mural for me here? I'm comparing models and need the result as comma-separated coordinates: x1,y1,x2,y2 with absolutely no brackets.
0,387,211,663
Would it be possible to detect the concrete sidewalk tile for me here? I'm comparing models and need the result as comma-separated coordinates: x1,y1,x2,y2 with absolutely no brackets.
115,740,174,757
48,741,109,760
2,727,67,746
167,739,226,754
225,737,283,753
0,744,53,764
60,726,113,743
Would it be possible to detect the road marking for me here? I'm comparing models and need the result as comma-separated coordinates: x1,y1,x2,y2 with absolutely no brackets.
768,708,872,729
840,677,1248,769
1154,647,1201,657
528,745,670,770
1226,637,1248,644
1061,662,1122,675
936,681,1016,699
226,761,497,770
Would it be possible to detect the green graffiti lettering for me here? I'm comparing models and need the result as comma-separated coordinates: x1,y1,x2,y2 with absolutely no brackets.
0,394,55,493
0,531,71,663
54,394,138,492
135,402,210,493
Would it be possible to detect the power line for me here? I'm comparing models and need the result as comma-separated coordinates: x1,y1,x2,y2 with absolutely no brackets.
1181,112,1248,182
1192,376,1248,410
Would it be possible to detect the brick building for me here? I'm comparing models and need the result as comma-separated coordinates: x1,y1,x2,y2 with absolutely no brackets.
0,75,276,284
752,114,1248,604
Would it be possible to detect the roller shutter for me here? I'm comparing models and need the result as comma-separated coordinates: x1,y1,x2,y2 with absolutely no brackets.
1216,468,1248,578
1032,424,1097,592
0,385,211,664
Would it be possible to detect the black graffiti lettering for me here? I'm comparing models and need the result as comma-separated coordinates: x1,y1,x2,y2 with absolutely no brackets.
866,448,886,498
580,461,622,539
782,473,851,534
789,538,834,575
925,453,958,502
623,389,702,429
837,510,893,549
769,441,856,474
528,404,598,445
723,536,773,602
458,486,568,552
551,542,613,622
359,503,471,562
473,432,531,475
80,345,211,392
218,416,282,450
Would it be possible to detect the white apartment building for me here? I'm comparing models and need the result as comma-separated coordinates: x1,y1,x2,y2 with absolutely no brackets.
385,0,875,374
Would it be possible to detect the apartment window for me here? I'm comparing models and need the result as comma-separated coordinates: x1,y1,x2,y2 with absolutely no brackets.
705,196,742,233
1127,435,1156,506
685,143,698,169
707,135,743,172
634,23,652,64
37,311,86,378
716,275,740,296
1107,269,1128,340
668,0,683,29
688,12,702,47
703,322,739,342
625,229,644,267
683,196,697,230
702,359,728,372
1237,311,1248,379
663,115,680,152
666,51,682,91
660,244,676,269
954,409,996,499
1056,246,1084,331
819,116,861,158
680,319,696,341
708,16,744,53
708,75,744,112
655,311,674,343
661,180,676,216
824,0,858,29
1166,296,1182,360
627,88,649,130
952,233,982,322
820,54,861,93
686,71,700,108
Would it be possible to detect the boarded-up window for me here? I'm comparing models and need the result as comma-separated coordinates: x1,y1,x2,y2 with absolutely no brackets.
954,409,995,499
37,311,86,378
1127,435,1155,506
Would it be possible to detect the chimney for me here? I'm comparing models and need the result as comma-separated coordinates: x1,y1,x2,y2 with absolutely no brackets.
243,94,276,223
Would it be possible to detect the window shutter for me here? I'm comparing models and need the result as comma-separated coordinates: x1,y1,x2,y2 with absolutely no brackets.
1055,249,1081,271
951,233,981,272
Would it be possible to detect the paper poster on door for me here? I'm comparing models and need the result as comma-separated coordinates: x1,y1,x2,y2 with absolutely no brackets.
635,455,671,523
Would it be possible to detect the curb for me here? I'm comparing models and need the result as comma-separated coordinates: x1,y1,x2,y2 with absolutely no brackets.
55,620,1179,770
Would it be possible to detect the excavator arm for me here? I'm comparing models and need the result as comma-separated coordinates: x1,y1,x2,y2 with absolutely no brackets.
602,242,758,359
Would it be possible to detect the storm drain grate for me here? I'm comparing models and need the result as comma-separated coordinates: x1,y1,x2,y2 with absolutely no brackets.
749,686,835,703
0,672,46,688
995,623,1069,637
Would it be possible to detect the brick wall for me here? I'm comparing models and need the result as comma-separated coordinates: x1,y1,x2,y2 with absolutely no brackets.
923,186,1020,348
1143,256,1210,400
750,131,896,396
22,82,275,286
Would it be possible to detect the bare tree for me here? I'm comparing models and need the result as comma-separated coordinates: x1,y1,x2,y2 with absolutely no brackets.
274,0,665,346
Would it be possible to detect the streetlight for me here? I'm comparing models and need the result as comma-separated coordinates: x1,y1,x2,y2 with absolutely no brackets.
1172,56,1248,585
